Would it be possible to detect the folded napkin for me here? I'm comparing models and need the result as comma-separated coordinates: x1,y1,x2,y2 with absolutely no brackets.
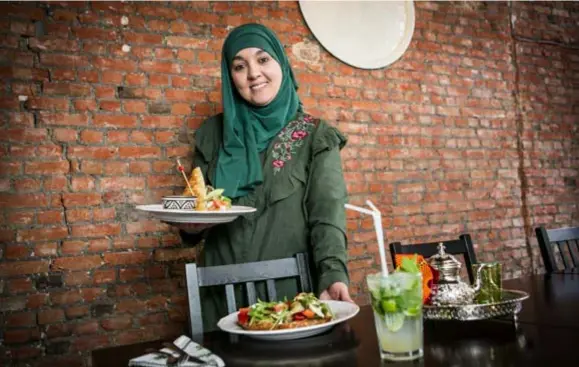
128,335,225,367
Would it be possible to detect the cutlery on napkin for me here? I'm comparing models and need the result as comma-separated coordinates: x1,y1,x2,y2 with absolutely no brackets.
128,335,225,367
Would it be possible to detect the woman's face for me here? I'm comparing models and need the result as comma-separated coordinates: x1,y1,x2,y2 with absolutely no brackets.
230,47,283,106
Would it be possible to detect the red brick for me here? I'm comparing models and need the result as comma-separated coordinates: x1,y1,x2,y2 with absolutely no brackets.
50,290,82,305
5,245,30,259
7,278,34,294
4,328,41,344
125,73,147,85
65,305,89,319
80,130,104,144
93,114,137,128
62,240,87,254
37,144,63,157
139,60,180,74
99,100,121,112
165,89,206,101
103,161,128,175
101,316,131,331
129,131,153,144
16,227,68,242
39,113,89,126
94,269,116,284
53,128,78,142
87,238,110,252
123,100,147,113
40,54,89,67
38,309,65,325
125,32,163,44
34,243,58,257
129,162,152,174
93,57,136,71
118,146,162,159
153,248,196,262
72,335,110,351
64,271,91,286
62,192,101,207
107,131,129,143
24,161,70,175
68,146,116,160
141,116,182,128
103,251,149,266
80,288,105,302
70,224,121,237
26,293,48,309
75,320,100,335
66,209,92,223
13,177,40,191
1,128,47,143
149,74,170,86
8,211,34,225
25,97,69,111
6,312,36,327
37,210,64,224
53,256,103,271
43,82,91,97
71,177,95,191
101,71,123,84
43,175,67,191
29,37,79,52
100,177,145,191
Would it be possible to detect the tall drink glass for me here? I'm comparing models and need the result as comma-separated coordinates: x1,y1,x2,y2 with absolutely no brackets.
366,272,423,361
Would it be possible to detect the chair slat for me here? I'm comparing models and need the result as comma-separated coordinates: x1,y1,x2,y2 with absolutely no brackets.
536,226,579,273
246,281,257,305
556,241,571,269
225,284,237,315
266,279,277,301
568,240,579,267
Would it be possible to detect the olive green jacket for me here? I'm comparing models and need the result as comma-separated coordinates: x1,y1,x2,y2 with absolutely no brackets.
181,112,349,331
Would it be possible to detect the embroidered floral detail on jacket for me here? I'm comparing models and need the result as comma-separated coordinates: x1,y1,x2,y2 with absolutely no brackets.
271,114,316,174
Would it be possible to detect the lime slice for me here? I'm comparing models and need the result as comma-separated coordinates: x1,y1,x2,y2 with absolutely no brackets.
384,312,405,332
403,305,421,317
381,299,397,313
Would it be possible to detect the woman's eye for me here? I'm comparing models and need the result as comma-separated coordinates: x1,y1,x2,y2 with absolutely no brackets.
233,64,245,72
258,56,270,64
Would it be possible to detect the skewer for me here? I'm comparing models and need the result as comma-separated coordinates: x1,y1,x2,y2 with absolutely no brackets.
176,159,194,196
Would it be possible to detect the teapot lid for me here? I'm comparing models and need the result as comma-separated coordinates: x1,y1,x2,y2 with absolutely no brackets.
428,243,461,270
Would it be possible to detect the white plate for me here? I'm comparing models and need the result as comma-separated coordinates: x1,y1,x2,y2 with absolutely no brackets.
217,300,360,341
299,1,415,69
135,204,257,224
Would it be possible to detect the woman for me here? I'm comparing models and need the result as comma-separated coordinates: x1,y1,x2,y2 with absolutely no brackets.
175,23,352,331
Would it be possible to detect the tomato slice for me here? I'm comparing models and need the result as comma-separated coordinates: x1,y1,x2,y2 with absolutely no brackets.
237,307,250,324
293,312,306,321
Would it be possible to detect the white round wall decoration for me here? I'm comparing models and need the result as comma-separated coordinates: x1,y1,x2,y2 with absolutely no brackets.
299,0,415,70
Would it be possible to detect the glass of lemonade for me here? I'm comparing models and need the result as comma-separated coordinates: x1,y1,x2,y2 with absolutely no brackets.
367,271,423,361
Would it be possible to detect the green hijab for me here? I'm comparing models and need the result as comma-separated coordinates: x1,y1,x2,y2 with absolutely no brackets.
214,23,302,198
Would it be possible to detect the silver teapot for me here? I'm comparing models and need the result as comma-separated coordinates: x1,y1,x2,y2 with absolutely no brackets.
427,243,484,305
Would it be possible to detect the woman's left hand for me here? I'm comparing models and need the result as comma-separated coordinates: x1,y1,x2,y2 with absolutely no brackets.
319,282,354,303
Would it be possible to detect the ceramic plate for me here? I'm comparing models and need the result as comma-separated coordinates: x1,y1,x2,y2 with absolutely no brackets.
135,204,256,224
216,300,360,341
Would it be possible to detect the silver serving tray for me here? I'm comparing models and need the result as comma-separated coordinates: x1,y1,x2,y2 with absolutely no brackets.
424,289,529,321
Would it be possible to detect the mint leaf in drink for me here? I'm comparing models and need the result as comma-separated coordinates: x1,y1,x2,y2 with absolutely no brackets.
399,255,420,274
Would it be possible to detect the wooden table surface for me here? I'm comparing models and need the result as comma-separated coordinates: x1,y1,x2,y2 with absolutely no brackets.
92,274,579,366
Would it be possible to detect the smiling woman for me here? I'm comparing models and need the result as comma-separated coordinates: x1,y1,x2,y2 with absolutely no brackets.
230,48,283,106
169,23,353,332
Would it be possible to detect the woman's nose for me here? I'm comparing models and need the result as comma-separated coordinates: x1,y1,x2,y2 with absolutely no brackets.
247,64,261,80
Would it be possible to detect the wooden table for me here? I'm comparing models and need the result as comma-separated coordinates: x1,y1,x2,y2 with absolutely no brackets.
92,274,579,366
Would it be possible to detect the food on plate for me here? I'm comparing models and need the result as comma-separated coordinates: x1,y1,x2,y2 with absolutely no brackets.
237,292,334,331
182,167,232,211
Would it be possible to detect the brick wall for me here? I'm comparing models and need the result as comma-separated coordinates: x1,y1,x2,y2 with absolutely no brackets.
0,1,577,366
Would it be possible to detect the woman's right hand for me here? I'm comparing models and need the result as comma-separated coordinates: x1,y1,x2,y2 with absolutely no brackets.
165,222,216,234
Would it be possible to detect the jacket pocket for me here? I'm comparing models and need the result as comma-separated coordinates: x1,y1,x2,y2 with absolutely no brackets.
268,166,307,206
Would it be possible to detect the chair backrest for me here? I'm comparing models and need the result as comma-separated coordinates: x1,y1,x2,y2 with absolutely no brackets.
185,253,312,339
536,226,579,273
389,234,478,284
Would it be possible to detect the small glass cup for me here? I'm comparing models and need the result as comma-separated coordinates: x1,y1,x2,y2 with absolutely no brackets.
472,262,502,303
366,272,423,362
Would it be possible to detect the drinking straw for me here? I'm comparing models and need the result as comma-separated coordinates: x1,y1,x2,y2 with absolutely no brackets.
176,159,194,196
344,201,389,276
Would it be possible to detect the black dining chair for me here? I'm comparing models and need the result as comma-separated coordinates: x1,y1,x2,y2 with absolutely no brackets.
536,226,579,273
389,234,478,284
185,253,313,340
